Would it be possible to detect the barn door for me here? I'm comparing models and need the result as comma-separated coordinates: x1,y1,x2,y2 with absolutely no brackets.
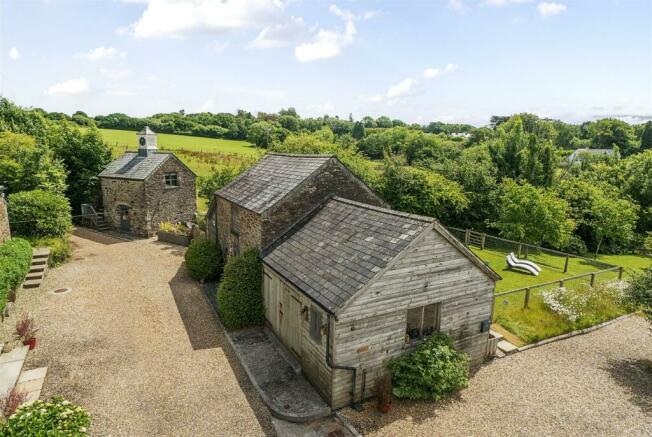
287,294,302,356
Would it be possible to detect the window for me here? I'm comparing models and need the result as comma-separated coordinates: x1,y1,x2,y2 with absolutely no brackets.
164,172,178,187
406,303,441,342
230,206,239,234
309,307,322,343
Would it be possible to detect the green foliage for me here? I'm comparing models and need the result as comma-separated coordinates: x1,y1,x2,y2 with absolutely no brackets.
47,123,112,212
159,221,189,236
380,158,469,223
645,233,652,252
216,249,264,329
641,121,652,151
388,334,469,401
352,121,365,140
7,190,72,237
0,132,68,195
1,396,90,435
586,118,637,156
185,239,223,281
492,179,575,248
247,121,287,148
198,164,249,200
0,238,32,314
25,236,71,267
625,268,652,322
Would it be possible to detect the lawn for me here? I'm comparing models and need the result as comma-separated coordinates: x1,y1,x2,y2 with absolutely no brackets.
471,246,651,345
97,128,263,211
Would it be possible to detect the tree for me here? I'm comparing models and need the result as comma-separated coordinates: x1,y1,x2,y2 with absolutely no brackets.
198,164,251,200
376,116,393,128
352,121,365,140
489,117,527,180
492,179,575,248
48,123,112,212
246,121,285,148
589,194,638,258
621,150,652,230
641,121,652,151
624,268,652,322
587,118,637,156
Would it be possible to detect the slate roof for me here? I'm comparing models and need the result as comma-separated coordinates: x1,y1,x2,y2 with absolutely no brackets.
568,148,614,162
262,197,434,314
138,126,156,135
216,153,334,214
98,152,172,180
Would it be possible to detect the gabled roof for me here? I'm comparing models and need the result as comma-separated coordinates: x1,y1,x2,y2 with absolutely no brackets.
262,197,435,314
216,153,334,214
99,152,173,180
137,126,156,135
263,197,501,315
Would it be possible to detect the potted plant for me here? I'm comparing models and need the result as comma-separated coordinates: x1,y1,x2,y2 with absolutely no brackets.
376,373,393,413
14,313,38,350
157,221,192,246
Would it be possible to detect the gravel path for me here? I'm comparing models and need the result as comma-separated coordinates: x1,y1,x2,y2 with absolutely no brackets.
1,229,273,436
342,315,652,437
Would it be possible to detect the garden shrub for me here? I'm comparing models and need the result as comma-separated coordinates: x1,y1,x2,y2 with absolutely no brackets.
26,236,72,267
7,189,72,237
388,333,469,401
0,238,32,314
625,267,652,322
159,221,189,236
1,396,90,435
185,239,222,281
216,249,264,329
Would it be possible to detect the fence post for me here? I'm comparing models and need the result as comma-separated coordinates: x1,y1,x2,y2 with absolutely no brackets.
464,229,470,246
524,246,529,259
517,244,522,258
618,267,624,280
559,280,564,288
590,273,596,287
524,288,531,309
481,233,486,250
563,255,569,273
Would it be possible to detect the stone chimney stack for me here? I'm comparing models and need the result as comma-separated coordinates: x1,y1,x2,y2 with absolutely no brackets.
0,186,10,243
137,126,158,157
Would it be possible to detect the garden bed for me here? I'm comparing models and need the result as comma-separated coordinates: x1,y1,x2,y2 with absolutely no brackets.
157,231,191,246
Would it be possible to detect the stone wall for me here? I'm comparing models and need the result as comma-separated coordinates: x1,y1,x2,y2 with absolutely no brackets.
144,158,196,236
0,192,10,243
101,178,148,236
260,157,385,248
215,197,261,257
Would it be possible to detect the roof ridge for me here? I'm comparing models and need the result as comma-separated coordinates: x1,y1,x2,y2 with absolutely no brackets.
267,152,335,158
331,197,434,223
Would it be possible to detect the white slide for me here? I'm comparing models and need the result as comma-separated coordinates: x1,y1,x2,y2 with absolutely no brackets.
506,252,541,276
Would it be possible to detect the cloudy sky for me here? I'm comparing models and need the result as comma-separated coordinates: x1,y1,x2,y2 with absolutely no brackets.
1,0,650,126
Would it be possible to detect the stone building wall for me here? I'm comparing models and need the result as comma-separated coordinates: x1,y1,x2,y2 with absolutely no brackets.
101,178,147,236
215,197,261,257
144,158,196,236
0,192,10,243
260,158,385,248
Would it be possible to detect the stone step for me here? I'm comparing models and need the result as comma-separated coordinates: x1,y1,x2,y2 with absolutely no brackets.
32,259,47,266
0,346,29,395
29,265,45,274
497,340,518,355
23,279,42,289
25,272,44,281
16,367,47,405
32,249,50,259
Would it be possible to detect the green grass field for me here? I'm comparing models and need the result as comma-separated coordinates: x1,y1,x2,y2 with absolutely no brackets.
471,246,651,345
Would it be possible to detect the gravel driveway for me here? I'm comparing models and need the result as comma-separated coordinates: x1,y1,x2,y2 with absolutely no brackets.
2,229,273,436
343,315,652,437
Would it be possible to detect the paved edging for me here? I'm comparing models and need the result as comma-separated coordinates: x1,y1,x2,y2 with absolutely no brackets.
517,313,635,352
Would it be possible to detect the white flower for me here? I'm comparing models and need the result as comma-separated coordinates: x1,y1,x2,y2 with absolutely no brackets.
80,427,87,432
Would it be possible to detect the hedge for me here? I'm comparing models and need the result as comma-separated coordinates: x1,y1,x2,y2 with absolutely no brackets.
0,238,32,314
217,249,264,329
388,333,469,401
184,239,222,281
7,189,72,237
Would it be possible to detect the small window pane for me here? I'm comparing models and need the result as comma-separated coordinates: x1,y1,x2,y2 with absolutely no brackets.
310,308,322,343
406,307,422,340
164,172,178,186
422,304,440,337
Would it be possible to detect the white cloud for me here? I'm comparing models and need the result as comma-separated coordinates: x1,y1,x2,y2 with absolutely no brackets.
45,78,91,95
423,68,440,79
362,10,380,20
448,0,467,12
8,47,19,60
538,2,566,17
363,78,418,104
444,63,459,73
208,42,228,53
251,16,310,49
485,0,532,6
100,68,132,80
79,46,126,61
294,4,356,63
123,0,287,39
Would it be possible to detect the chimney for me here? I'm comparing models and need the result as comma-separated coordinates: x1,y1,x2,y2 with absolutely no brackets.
137,126,158,157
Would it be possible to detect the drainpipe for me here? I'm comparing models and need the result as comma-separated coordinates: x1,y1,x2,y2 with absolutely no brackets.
325,314,361,410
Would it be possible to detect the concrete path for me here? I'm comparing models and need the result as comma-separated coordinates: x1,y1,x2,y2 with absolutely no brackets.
227,327,331,423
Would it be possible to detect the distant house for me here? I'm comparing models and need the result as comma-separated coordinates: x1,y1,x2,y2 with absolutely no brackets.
206,153,385,257
98,127,196,237
567,148,615,165
262,197,500,408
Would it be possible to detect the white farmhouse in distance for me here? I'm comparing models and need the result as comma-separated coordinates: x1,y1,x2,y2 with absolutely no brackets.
567,148,616,165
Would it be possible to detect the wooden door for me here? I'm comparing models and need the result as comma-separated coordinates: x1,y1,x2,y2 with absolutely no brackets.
287,294,302,356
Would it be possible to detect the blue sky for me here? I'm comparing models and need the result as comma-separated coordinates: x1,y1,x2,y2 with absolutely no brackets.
1,0,650,126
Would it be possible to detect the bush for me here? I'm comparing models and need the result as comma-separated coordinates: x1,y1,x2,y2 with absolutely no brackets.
159,221,189,236
185,239,222,281
25,235,71,267
625,267,652,322
7,190,72,237
0,238,32,314
216,249,264,329
1,396,90,435
388,333,469,401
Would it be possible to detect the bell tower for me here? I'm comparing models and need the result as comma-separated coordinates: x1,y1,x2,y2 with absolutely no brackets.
137,126,158,157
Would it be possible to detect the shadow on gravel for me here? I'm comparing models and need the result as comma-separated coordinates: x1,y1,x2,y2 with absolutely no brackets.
153,240,187,257
169,265,275,436
604,358,652,413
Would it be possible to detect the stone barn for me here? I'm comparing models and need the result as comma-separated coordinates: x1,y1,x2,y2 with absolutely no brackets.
206,153,385,257
0,186,10,243
261,197,500,409
99,127,196,237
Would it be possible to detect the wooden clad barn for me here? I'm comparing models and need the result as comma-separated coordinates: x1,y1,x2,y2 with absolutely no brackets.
206,153,385,258
262,197,500,409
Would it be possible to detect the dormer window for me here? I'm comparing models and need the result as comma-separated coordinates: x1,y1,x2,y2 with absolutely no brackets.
164,172,178,187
